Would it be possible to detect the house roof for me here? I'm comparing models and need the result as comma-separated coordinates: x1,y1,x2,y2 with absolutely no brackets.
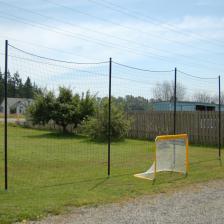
0,98,33,108
153,101,223,106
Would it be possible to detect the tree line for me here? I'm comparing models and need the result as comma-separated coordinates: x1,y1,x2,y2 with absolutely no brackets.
152,81,224,104
0,69,222,109
0,70,41,102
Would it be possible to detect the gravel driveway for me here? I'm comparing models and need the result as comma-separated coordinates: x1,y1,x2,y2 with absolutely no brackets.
29,180,224,224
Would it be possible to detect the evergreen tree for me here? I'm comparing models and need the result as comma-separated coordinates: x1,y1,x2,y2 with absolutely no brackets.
0,68,41,102
23,77,33,98
7,71,15,97
13,72,23,97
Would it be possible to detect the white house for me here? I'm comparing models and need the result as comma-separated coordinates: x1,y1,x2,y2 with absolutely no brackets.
0,98,33,115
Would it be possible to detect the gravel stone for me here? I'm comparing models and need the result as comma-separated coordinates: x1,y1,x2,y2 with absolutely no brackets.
28,180,224,224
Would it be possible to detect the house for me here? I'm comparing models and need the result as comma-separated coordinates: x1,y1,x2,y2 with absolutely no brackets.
0,98,33,115
153,101,224,112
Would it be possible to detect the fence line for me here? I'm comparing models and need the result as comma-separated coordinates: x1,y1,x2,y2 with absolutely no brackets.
127,111,224,146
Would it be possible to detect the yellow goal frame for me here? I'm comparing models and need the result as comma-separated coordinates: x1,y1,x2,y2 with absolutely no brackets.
134,134,189,180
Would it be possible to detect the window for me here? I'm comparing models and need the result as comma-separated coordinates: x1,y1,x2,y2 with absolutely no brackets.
196,105,215,111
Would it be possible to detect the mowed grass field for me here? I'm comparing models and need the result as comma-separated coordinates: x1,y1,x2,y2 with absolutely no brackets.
0,123,223,223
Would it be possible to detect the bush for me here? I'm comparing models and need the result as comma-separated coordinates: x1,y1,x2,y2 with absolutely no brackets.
27,87,95,133
83,99,131,141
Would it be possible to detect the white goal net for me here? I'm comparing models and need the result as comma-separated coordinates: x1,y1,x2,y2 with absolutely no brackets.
134,134,189,180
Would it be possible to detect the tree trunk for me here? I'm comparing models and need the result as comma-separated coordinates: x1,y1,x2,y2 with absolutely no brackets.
62,125,67,133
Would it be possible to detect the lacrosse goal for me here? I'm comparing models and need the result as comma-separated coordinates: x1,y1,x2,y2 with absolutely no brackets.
134,134,189,180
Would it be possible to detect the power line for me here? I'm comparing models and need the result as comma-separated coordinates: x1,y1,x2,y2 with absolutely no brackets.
0,35,105,62
0,3,189,64
84,0,224,55
1,0,221,68
2,13,216,73
91,0,224,48
41,0,224,70
0,13,119,51
0,1,222,70
0,13,181,65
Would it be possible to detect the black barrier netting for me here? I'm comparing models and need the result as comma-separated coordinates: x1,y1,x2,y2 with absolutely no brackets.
0,47,6,190
176,70,220,147
111,61,174,175
5,44,109,190
0,130,3,189
1,43,222,191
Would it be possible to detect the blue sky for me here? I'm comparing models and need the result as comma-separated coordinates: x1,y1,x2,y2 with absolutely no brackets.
0,0,223,98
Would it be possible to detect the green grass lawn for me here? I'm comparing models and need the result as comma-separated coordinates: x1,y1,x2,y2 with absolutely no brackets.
0,113,25,119
0,124,223,224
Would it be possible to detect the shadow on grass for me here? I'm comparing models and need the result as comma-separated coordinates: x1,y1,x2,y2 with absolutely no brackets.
17,173,135,191
14,177,108,192
24,132,129,145
25,132,85,139
154,172,187,185
6,171,189,194
39,179,103,189
88,177,109,191
36,171,187,190
24,132,106,145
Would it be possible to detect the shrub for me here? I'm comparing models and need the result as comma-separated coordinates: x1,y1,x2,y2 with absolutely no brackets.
83,99,131,141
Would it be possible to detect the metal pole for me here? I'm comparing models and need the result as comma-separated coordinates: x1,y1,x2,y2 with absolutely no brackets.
108,58,112,176
174,67,177,135
218,75,221,159
173,68,177,169
4,40,8,190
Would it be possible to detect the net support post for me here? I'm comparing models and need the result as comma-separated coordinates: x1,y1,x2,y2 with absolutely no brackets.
173,68,177,168
173,67,177,135
218,75,221,160
108,58,112,176
185,137,189,175
4,40,8,190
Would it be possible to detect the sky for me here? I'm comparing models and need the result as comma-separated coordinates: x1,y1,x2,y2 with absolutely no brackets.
0,0,223,99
